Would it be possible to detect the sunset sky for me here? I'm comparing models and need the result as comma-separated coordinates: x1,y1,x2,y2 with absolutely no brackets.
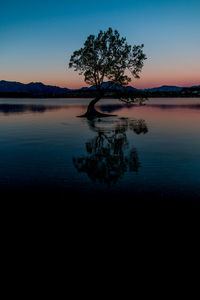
1,0,200,89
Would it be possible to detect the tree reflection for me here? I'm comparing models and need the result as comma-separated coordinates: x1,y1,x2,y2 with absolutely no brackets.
73,118,148,185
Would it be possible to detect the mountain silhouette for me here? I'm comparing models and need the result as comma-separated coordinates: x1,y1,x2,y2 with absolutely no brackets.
0,80,199,97
145,85,182,92
0,80,70,95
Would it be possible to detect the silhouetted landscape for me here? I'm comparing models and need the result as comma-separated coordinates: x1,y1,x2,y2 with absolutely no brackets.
0,80,199,98
1,0,200,206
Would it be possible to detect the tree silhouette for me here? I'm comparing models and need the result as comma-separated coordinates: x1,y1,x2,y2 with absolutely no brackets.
69,28,147,119
73,118,148,185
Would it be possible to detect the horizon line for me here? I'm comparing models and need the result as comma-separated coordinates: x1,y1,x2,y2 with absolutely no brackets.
1,79,199,90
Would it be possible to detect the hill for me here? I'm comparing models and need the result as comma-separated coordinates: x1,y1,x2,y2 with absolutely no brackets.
0,80,70,96
0,80,199,97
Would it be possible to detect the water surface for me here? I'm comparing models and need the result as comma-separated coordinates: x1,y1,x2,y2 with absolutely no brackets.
0,97,200,204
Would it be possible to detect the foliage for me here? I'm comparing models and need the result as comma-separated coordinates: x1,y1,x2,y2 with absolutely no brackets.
114,90,149,105
69,28,147,88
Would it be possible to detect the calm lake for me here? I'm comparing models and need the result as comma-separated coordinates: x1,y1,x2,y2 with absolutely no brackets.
0,97,200,204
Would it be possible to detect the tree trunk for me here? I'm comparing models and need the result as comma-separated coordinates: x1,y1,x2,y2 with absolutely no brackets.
86,96,101,115
78,96,115,119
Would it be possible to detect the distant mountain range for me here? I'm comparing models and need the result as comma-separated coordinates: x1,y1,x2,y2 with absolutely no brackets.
0,80,137,94
0,80,199,97
0,80,70,95
145,85,183,92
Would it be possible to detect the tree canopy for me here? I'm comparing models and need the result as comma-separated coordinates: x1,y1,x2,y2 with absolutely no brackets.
69,28,147,89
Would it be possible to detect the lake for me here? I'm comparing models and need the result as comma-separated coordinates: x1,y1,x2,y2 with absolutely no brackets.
0,97,200,205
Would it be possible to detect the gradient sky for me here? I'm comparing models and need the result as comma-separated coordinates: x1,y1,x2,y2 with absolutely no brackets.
0,0,200,89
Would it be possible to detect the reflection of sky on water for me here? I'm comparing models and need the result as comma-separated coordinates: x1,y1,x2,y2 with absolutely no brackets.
0,98,200,203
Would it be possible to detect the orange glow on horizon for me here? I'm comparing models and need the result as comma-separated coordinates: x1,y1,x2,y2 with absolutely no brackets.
55,78,200,89
2,71,199,90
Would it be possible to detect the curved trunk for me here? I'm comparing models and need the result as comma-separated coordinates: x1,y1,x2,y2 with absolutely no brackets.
86,96,101,115
78,95,115,119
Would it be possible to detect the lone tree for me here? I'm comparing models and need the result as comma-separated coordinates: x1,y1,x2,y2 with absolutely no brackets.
69,28,147,119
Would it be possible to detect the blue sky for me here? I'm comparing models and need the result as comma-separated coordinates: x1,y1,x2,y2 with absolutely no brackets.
0,0,200,88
